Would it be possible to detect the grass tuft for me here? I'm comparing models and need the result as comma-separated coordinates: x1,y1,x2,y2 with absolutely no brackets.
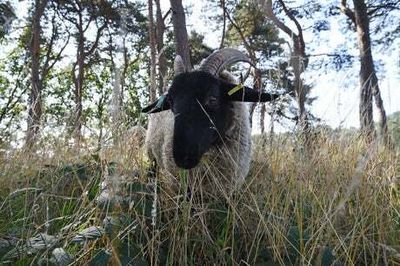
0,132,399,265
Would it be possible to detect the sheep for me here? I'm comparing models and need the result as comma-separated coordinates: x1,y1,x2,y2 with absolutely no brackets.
142,48,279,187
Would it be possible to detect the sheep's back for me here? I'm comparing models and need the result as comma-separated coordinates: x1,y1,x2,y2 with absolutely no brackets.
145,111,176,171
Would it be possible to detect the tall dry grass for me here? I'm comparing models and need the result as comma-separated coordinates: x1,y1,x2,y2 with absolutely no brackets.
0,131,399,265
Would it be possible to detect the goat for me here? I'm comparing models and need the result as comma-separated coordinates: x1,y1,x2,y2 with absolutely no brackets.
142,48,279,185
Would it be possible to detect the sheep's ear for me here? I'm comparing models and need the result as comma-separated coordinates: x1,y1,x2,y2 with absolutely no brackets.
142,94,171,113
222,82,281,102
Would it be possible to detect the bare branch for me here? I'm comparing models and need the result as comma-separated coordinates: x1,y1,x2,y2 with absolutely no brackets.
43,33,70,78
261,0,297,38
84,23,107,57
82,16,94,33
277,0,305,56
0,74,27,124
340,0,357,26
41,13,57,78
71,62,77,85
368,3,400,16
219,0,227,49
221,2,254,59
307,53,355,58
56,2,78,26
162,8,171,21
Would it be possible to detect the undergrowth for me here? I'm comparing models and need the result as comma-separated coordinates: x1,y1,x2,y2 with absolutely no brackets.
0,132,399,265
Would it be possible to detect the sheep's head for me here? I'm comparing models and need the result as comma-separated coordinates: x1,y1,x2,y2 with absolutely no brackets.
143,48,280,169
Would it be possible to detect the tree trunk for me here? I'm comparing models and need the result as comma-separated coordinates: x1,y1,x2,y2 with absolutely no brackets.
70,2,107,146
249,66,262,128
261,0,309,136
291,37,308,134
148,0,157,102
169,0,192,70
353,0,375,138
269,111,275,146
155,0,167,94
73,19,85,145
260,103,266,134
372,74,390,145
26,0,47,147
353,0,389,144
121,39,128,105
110,66,122,143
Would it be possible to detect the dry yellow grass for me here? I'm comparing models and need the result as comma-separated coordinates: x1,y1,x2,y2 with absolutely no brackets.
0,132,399,265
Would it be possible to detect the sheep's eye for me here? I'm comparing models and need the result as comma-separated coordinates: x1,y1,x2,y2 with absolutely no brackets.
166,96,175,111
206,96,219,108
167,96,173,106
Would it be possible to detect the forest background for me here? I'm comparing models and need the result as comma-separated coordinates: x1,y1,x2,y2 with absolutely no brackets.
0,0,400,265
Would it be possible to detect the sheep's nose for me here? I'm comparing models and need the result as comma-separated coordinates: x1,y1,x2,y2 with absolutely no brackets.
179,154,198,169
174,150,200,169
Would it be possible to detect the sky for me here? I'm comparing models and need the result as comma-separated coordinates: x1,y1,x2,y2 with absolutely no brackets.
6,0,400,134
159,0,400,132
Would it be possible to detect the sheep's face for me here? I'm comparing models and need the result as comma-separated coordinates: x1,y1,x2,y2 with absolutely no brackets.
168,72,230,169
143,71,280,170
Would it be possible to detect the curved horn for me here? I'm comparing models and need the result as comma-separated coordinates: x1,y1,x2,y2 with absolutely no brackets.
199,48,252,76
174,55,186,76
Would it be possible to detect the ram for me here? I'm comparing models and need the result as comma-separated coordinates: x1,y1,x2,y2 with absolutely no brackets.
143,48,279,187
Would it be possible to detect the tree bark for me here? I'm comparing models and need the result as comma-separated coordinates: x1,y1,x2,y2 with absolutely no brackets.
353,0,389,143
340,0,390,144
169,0,192,70
68,1,107,145
260,0,309,135
353,0,375,138
372,76,390,145
110,66,122,143
260,103,266,134
73,11,85,144
148,0,157,102
155,0,167,94
250,68,262,128
26,0,47,147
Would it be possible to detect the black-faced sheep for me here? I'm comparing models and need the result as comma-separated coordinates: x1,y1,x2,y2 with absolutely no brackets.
143,48,279,185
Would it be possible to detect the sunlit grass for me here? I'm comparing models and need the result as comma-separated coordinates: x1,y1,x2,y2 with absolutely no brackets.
0,131,399,265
